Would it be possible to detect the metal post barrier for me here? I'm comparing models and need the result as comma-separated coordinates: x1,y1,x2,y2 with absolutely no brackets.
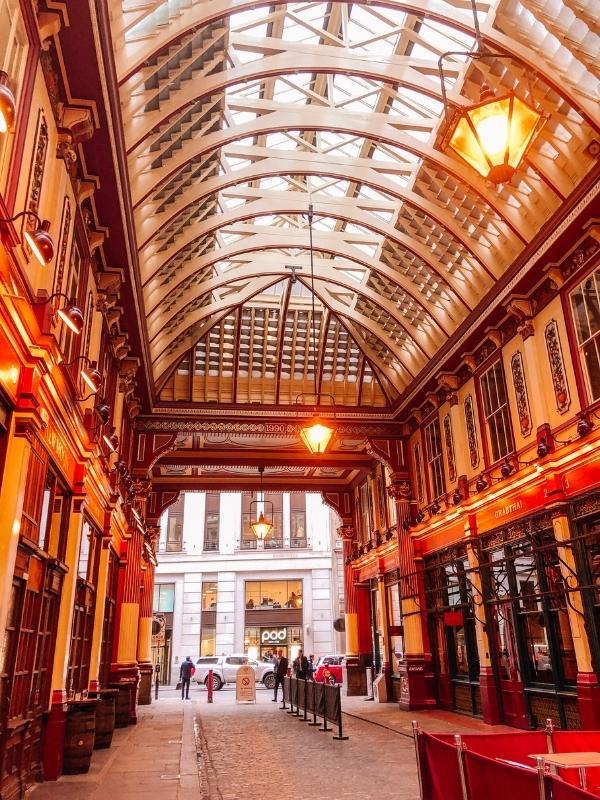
300,680,308,721
454,734,469,800
207,669,214,704
293,679,301,716
535,757,547,800
154,664,160,701
412,722,424,800
280,676,288,710
332,684,348,740
308,680,319,726
287,677,296,714
545,718,555,754
319,684,330,733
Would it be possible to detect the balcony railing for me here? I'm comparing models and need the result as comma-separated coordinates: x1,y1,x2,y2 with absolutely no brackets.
290,538,308,549
203,537,219,552
240,539,258,550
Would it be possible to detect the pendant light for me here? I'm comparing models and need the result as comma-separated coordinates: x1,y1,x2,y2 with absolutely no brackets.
438,0,544,183
251,467,273,541
298,204,335,453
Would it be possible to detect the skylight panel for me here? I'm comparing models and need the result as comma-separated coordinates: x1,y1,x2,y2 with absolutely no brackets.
273,79,309,104
265,131,301,150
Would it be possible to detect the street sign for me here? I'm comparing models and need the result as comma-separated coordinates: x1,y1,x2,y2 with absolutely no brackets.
236,665,256,703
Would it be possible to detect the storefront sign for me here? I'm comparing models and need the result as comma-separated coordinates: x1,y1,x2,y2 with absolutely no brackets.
236,665,256,703
261,627,287,643
476,482,547,534
40,416,76,484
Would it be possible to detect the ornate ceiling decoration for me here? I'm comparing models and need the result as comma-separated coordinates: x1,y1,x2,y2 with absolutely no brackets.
109,0,599,410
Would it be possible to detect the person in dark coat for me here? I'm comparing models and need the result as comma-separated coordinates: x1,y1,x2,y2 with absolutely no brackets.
179,656,195,699
293,649,308,679
272,648,288,702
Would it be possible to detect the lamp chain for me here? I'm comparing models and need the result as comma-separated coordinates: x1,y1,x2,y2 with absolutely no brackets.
308,203,318,404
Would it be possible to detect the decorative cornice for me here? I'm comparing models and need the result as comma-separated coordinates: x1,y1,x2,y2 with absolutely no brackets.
136,417,401,437
150,405,396,422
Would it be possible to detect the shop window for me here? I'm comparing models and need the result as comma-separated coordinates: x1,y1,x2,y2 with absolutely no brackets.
571,267,600,401
154,583,175,613
290,493,306,548
424,417,445,501
165,496,183,552
241,492,257,550
201,581,217,610
359,481,373,542
245,579,302,609
203,494,219,551
387,583,403,675
576,519,600,676
480,360,515,462
200,627,216,657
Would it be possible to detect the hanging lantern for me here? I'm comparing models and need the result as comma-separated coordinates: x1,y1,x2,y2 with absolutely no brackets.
299,416,335,454
250,467,273,541
251,511,273,541
446,87,544,184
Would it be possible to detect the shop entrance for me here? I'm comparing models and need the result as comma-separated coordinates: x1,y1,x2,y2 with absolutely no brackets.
260,645,287,662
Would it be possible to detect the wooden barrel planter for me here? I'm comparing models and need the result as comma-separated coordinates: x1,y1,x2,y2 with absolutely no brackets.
93,689,118,749
110,684,131,728
63,699,98,775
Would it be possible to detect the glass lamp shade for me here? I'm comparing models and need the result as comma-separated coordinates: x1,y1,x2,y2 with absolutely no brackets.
299,418,335,453
447,90,543,183
81,366,102,393
0,71,15,133
24,219,54,266
57,304,84,335
251,512,273,541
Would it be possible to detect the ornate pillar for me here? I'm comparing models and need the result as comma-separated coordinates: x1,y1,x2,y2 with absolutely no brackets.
111,527,142,725
552,509,600,728
389,480,436,710
88,511,113,691
43,491,85,780
137,556,154,705
376,558,392,699
465,532,502,724
339,523,365,695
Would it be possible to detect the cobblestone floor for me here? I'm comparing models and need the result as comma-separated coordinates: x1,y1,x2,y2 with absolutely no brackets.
195,688,420,800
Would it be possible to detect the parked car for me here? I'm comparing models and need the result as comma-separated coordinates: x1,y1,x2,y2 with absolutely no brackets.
314,655,344,685
193,654,276,690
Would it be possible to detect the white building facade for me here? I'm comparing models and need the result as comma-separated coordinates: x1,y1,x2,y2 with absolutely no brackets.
153,492,344,682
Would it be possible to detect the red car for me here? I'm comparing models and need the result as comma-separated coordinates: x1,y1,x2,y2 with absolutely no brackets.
314,655,344,685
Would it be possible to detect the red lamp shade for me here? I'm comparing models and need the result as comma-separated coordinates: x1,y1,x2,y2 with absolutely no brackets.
81,365,102,394
57,304,84,335
24,219,54,266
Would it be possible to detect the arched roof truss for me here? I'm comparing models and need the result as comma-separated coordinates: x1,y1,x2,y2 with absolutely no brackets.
110,0,600,408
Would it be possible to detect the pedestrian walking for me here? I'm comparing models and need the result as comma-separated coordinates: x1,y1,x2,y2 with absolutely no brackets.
293,649,308,679
272,648,288,702
306,654,315,681
179,656,195,699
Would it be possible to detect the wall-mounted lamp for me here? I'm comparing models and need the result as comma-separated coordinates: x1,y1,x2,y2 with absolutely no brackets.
415,510,425,524
475,474,488,493
102,427,119,452
0,210,54,266
95,400,111,425
0,71,16,133
64,356,103,398
430,500,441,515
452,489,462,505
577,415,593,437
500,457,514,478
34,292,83,335
537,438,551,459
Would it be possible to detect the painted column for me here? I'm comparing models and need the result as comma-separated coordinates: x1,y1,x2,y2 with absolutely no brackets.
465,531,502,724
43,493,85,780
137,559,154,705
376,558,392,700
88,514,112,691
339,523,366,695
111,527,142,724
552,509,600,728
0,420,31,640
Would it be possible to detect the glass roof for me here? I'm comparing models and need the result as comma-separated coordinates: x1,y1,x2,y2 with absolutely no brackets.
111,0,600,408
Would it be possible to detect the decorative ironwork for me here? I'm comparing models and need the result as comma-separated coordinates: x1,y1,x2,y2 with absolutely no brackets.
52,196,71,303
463,394,479,468
572,492,600,519
22,110,49,260
443,413,456,482
414,442,424,504
510,351,532,436
544,319,570,413
384,568,401,586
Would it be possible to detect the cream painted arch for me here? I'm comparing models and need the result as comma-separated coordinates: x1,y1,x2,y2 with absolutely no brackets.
144,214,490,309
145,259,448,356
134,144,531,246
145,240,469,328
112,0,600,128
140,195,499,284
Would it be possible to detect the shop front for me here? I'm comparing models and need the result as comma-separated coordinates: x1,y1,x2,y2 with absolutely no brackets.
244,625,303,661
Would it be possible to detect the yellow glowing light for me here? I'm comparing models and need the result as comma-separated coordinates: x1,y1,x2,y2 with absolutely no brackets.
8,365,18,383
12,519,20,536
251,512,273,541
299,419,335,454
447,91,543,184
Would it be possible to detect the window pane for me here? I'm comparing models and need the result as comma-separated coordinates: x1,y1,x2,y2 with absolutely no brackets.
201,582,217,610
